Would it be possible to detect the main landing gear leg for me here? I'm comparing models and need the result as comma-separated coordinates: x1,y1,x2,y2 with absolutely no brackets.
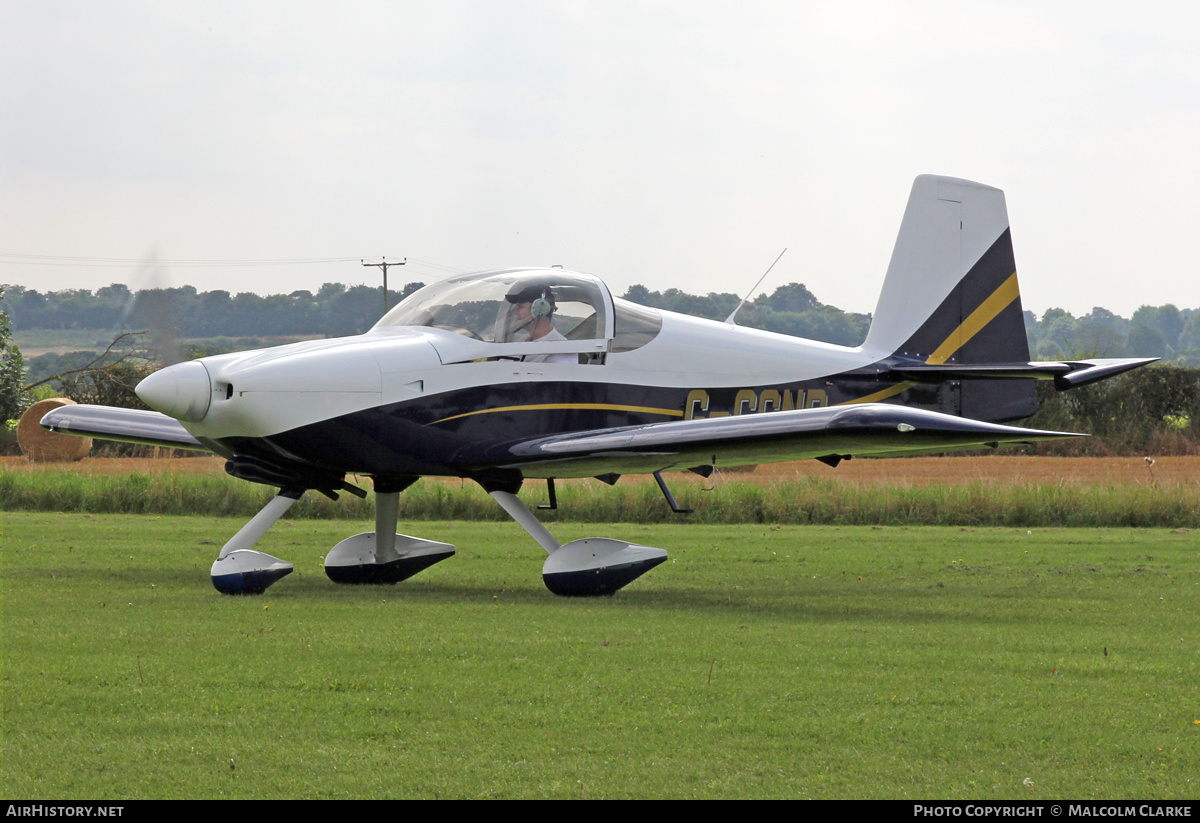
210,489,301,595
485,487,667,597
323,477,455,585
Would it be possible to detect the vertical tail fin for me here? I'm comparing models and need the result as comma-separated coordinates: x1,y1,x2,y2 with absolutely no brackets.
866,175,1036,421
866,175,1030,362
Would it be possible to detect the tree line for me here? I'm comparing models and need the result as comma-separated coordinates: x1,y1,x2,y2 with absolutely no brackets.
1,280,872,345
5,280,1200,363
1026,304,1200,365
1,281,428,340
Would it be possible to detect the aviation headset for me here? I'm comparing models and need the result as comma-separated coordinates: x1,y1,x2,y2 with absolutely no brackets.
530,289,554,319
506,285,556,326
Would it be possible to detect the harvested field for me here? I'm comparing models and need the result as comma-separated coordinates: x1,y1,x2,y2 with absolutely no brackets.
2,453,1195,486
1,454,228,476
748,454,1196,486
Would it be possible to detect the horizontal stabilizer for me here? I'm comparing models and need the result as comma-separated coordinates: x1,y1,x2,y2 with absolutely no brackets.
40,404,206,450
889,357,1158,389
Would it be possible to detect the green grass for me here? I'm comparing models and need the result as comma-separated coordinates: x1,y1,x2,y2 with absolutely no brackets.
3,513,1199,798
11,328,119,357
12,328,324,358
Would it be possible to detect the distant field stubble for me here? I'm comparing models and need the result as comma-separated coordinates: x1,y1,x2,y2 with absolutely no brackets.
2,455,1199,528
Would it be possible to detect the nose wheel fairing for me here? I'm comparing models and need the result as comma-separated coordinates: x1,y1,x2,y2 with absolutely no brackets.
323,487,456,584
323,533,455,584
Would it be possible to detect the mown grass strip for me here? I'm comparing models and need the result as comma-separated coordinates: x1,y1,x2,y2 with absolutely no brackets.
2,514,1198,799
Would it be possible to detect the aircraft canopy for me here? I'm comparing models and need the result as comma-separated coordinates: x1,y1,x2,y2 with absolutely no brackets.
375,269,613,344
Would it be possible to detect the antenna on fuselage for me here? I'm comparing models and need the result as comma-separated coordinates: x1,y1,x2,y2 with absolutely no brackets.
725,248,786,325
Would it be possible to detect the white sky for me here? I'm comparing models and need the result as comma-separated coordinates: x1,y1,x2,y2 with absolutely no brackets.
2,0,1198,319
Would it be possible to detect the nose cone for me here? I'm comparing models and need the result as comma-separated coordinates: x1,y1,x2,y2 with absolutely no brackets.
136,360,213,422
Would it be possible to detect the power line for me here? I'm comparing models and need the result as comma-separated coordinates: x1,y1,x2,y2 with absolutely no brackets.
0,254,465,290
0,254,362,268
0,253,465,275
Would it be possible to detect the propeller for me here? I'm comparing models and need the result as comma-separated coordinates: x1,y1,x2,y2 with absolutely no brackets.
119,249,185,367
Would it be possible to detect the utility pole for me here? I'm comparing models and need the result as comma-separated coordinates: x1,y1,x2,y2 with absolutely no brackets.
361,257,406,313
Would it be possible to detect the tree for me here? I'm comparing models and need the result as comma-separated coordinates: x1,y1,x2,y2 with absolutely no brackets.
1132,304,1184,350
1179,313,1200,353
324,285,387,336
56,359,154,409
1127,322,1169,359
0,286,28,421
764,282,820,314
1036,309,1080,358
23,331,155,410
622,284,651,304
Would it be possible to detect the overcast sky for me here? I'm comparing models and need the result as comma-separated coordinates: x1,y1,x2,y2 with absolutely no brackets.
2,0,1198,319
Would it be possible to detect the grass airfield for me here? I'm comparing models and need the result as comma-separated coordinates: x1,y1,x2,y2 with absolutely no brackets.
2,513,1199,799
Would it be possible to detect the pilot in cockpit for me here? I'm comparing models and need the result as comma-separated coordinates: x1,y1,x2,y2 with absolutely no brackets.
504,284,577,364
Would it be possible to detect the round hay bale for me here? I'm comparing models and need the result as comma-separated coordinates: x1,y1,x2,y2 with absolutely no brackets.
17,398,93,462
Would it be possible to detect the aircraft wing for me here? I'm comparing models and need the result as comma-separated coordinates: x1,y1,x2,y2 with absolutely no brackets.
39,402,1080,480
40,404,208,451
477,403,1082,478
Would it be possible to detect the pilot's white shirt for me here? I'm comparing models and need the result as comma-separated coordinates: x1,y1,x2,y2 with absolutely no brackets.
523,327,576,364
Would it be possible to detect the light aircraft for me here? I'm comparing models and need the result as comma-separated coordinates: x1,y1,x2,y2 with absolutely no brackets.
41,175,1155,597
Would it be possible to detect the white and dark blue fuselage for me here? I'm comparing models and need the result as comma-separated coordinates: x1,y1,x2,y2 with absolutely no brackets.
143,293,908,484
